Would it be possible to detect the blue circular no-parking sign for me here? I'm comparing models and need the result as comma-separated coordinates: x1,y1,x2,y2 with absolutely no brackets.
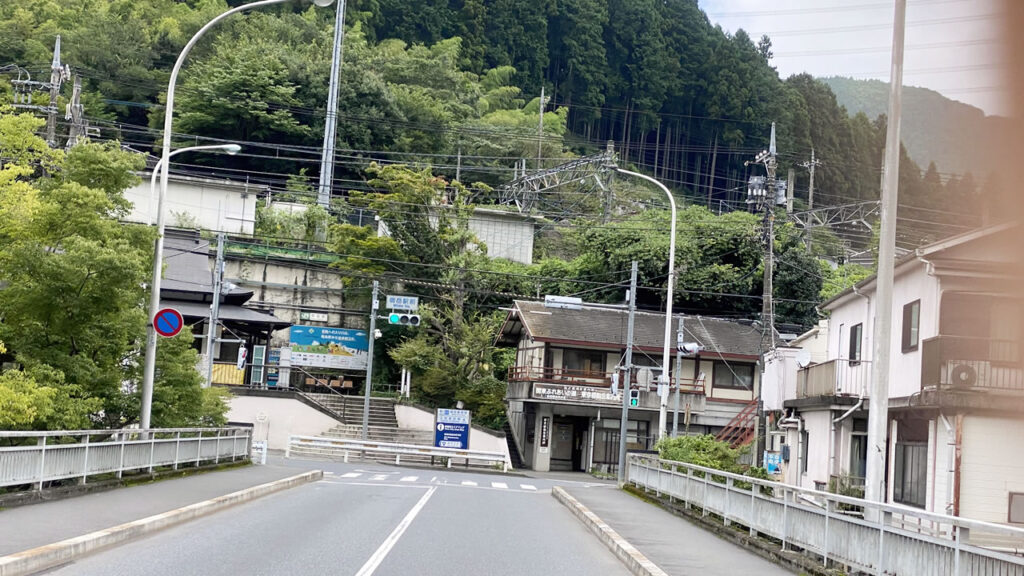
154,308,184,338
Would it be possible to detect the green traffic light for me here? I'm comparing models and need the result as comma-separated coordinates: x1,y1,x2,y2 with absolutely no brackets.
389,313,401,324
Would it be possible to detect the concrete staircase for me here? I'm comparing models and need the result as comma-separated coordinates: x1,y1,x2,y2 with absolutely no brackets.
290,393,440,465
301,392,399,428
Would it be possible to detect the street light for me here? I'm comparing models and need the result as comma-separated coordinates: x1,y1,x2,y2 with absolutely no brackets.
140,143,239,431
614,168,677,442
140,0,335,431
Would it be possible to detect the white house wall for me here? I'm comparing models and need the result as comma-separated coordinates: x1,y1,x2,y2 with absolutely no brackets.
959,415,1024,524
468,212,535,265
827,263,940,400
801,410,833,491
124,176,258,235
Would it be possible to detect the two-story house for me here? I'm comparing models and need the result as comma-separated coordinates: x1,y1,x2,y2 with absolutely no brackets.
765,223,1024,527
498,299,765,473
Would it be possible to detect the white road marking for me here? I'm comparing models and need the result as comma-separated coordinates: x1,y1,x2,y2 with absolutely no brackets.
370,474,389,481
461,481,477,487
341,472,361,478
400,476,418,482
491,482,508,489
354,486,437,576
520,484,537,491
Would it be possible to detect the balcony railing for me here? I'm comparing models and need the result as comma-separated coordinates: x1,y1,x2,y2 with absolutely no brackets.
507,366,705,394
921,336,1024,392
797,358,871,399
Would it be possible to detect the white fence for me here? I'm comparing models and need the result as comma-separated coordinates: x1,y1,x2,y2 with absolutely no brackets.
627,454,1024,576
286,435,511,471
0,428,252,490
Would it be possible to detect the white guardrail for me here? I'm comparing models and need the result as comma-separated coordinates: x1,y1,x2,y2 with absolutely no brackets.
286,435,511,472
627,454,1024,576
0,428,252,490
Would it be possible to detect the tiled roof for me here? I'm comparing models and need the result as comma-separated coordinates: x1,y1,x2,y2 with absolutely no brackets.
510,300,765,358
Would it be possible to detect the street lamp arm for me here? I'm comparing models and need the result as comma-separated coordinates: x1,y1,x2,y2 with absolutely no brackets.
615,167,677,441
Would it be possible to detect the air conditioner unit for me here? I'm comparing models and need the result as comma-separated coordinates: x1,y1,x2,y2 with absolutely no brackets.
945,361,988,389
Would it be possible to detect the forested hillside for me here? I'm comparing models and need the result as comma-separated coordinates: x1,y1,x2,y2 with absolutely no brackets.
1,0,993,227
822,76,1014,178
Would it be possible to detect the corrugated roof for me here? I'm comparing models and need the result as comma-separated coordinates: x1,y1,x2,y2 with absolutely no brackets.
510,300,765,358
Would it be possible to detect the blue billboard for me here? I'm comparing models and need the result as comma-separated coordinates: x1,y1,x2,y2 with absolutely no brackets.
288,325,368,370
434,408,471,450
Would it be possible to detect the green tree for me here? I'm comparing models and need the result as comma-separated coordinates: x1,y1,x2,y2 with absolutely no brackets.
0,109,225,428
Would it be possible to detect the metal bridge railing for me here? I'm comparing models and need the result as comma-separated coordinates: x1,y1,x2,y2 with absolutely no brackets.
286,435,510,472
627,454,1024,576
0,427,252,490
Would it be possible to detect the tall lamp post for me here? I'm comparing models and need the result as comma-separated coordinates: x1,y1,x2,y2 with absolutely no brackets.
140,143,239,431
613,168,677,442
140,0,336,431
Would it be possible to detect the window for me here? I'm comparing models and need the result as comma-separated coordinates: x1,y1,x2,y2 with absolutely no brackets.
712,361,755,390
849,323,863,362
1010,493,1024,524
561,349,605,375
902,300,921,352
893,442,928,508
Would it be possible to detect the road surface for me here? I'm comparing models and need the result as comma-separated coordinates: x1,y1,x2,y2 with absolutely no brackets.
47,463,628,576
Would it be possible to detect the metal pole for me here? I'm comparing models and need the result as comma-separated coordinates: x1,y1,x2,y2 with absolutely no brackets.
537,86,545,170
205,233,225,388
866,0,907,506
317,0,347,207
673,317,683,437
362,280,379,440
617,261,639,486
45,36,62,147
615,168,676,441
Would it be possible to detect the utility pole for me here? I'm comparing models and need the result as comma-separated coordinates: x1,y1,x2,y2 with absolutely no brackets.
801,148,821,210
455,145,462,182
45,36,67,148
536,86,546,171
362,280,380,440
747,123,779,346
866,0,907,507
65,75,86,149
316,0,347,207
786,168,795,214
616,261,638,486
672,316,683,437
205,233,226,388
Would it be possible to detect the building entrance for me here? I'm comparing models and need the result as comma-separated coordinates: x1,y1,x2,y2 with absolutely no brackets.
550,416,589,472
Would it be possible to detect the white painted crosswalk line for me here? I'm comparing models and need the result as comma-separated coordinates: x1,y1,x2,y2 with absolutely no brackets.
491,482,508,489
400,476,418,482
371,474,389,481
520,484,537,491
461,481,477,487
341,472,361,478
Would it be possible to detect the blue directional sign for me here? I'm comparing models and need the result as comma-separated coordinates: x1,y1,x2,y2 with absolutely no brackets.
434,408,471,450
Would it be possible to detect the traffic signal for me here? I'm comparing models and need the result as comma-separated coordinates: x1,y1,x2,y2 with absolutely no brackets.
629,388,640,408
388,312,421,326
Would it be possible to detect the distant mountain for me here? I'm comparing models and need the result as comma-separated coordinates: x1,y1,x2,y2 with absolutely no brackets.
820,76,1012,177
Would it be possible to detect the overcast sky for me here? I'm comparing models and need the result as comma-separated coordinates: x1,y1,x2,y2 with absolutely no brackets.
699,0,1007,116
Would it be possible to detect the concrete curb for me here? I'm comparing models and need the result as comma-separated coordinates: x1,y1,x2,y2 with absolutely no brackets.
0,469,323,576
552,486,669,576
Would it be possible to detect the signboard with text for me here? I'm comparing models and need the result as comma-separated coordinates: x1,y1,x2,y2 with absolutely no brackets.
532,383,620,405
434,408,471,450
288,325,368,370
386,295,419,311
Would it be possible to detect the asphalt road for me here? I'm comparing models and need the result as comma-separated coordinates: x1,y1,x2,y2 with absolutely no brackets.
47,464,629,576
